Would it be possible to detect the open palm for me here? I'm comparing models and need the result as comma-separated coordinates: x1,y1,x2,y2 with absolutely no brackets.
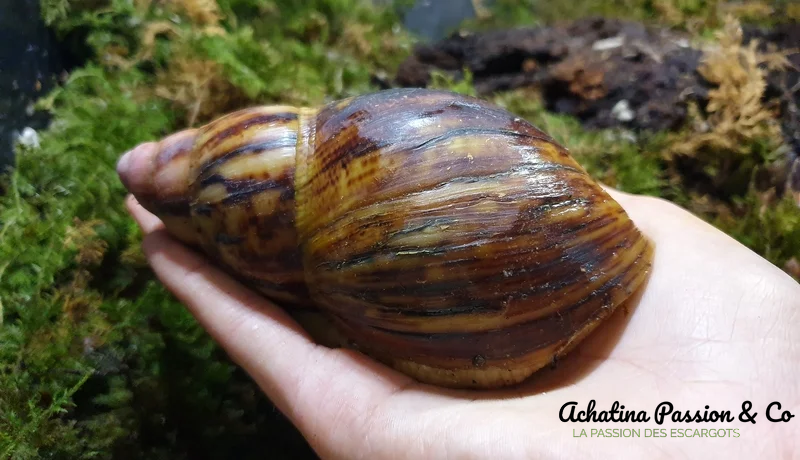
126,188,800,459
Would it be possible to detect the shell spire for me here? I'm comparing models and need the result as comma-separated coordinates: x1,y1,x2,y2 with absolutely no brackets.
119,105,314,307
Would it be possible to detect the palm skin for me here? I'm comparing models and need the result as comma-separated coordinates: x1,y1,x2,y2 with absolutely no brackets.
125,186,800,460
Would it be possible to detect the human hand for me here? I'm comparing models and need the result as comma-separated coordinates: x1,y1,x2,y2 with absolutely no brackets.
124,189,800,459
122,156,799,459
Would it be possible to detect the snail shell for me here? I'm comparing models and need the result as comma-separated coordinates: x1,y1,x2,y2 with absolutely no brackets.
120,88,654,389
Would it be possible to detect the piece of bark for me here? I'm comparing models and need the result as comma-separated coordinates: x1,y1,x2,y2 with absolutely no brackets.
395,17,800,203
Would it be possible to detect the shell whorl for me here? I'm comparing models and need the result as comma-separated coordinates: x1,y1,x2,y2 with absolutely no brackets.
292,89,653,387
131,88,654,389
185,105,312,307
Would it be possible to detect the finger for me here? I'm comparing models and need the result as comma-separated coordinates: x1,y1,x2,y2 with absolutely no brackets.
125,185,416,385
140,230,320,408
126,193,335,411
138,225,413,451
125,195,165,234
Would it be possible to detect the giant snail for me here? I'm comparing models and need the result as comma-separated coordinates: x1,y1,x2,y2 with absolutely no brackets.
118,88,654,389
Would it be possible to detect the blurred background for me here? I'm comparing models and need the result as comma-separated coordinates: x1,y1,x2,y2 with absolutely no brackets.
1,0,798,458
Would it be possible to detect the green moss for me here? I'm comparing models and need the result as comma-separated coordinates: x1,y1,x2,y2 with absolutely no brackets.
191,1,412,106
428,69,478,97
714,192,800,269
40,0,71,25
0,64,175,458
2,0,413,457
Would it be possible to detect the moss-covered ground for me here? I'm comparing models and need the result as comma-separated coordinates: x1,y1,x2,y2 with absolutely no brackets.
1,1,797,458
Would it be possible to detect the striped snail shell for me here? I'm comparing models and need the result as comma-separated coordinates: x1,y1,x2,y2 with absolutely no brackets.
119,88,654,389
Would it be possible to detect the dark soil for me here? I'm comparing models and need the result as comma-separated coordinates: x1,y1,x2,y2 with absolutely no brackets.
395,17,800,201
396,17,707,132
744,23,800,200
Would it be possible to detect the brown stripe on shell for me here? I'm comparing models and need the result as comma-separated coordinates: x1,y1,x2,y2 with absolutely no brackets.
196,137,298,182
155,128,198,167
135,196,192,216
189,106,300,187
200,174,295,205
198,111,298,155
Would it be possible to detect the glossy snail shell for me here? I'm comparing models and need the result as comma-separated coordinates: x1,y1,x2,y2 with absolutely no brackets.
121,88,654,389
